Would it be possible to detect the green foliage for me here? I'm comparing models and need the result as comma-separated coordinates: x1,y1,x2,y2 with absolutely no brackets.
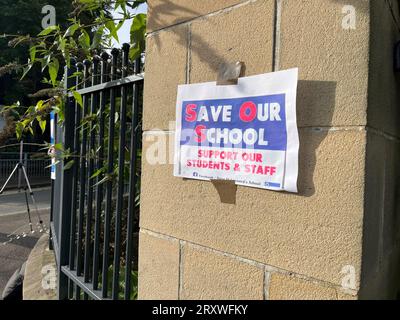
0,0,72,106
2,0,147,141
63,159,75,170
92,266,138,300
72,91,83,108
22,0,147,87
130,13,147,59
48,58,60,86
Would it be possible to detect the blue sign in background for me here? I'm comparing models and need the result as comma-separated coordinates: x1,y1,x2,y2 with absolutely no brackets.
180,94,287,151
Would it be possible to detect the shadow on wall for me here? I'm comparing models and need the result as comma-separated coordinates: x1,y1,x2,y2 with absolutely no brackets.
296,80,336,197
148,0,230,79
148,0,371,74
147,0,199,29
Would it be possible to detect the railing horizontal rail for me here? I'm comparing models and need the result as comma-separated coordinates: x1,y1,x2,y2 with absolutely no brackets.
68,73,144,97
61,266,110,300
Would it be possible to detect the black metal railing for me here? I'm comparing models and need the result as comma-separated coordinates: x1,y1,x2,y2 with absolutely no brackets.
51,43,143,300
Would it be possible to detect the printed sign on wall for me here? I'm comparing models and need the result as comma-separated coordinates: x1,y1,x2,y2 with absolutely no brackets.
174,68,299,192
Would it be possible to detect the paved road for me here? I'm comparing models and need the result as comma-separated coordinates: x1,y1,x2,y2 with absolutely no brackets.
0,187,51,216
0,188,50,298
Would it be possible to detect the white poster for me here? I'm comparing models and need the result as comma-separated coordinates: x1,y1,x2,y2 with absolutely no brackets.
174,68,299,193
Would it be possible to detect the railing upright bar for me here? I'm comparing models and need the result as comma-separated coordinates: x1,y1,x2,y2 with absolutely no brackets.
68,61,83,299
102,48,119,298
76,60,91,280
124,57,141,300
92,52,109,291
84,57,100,285
57,59,76,300
112,43,130,300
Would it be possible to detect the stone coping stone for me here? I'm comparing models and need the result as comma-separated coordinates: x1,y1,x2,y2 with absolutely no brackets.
23,234,57,300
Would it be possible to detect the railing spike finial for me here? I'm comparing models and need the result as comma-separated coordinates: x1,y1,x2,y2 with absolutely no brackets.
92,55,101,85
83,59,91,68
92,55,101,63
82,60,91,88
92,56,100,76
122,43,130,51
121,43,130,77
111,49,120,80
76,62,84,71
134,56,141,74
69,57,77,67
111,48,120,57
99,52,110,83
100,51,109,61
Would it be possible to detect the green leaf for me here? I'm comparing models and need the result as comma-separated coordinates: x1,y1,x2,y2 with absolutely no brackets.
115,20,124,32
114,0,125,12
129,14,147,59
35,100,45,112
20,62,33,80
58,37,67,52
79,0,102,10
65,51,71,68
48,58,59,86
21,118,31,128
26,105,35,115
15,122,23,140
64,160,75,171
78,29,90,49
65,23,79,37
41,54,52,72
93,174,112,187
91,27,104,49
54,143,64,151
90,167,105,179
72,91,83,107
127,0,146,10
130,14,147,42
39,119,46,134
129,46,141,61
29,46,36,62
38,25,58,36
105,20,119,42
56,99,65,123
